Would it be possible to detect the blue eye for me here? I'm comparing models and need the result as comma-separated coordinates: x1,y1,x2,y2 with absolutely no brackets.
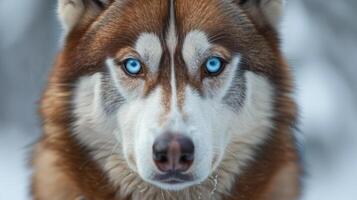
123,58,142,75
205,57,224,75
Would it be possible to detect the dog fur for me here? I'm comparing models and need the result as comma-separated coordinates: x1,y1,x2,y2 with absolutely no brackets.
32,0,302,199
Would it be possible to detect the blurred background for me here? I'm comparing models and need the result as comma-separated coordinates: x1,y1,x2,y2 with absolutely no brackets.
0,0,356,199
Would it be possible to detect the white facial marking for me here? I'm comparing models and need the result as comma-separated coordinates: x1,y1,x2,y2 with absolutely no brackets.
119,87,164,172
231,71,274,141
72,73,118,163
166,0,177,56
135,33,162,73
182,30,211,74
165,0,182,131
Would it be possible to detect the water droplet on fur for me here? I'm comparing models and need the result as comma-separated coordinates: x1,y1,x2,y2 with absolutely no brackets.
128,170,134,177
138,185,147,193
210,174,219,198
198,192,202,200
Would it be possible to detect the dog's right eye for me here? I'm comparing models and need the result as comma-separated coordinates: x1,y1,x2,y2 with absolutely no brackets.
123,58,143,76
204,57,226,76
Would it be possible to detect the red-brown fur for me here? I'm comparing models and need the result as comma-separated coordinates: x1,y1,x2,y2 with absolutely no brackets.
32,0,301,199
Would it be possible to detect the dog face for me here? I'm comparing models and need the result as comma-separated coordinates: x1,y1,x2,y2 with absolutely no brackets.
63,0,284,192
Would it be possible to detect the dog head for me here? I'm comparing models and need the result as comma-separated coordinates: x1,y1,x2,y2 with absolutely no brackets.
59,0,286,191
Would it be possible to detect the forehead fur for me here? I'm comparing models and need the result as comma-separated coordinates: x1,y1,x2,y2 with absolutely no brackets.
63,0,280,80
85,0,169,57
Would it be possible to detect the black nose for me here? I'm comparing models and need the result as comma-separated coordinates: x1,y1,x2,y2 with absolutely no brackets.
153,133,194,173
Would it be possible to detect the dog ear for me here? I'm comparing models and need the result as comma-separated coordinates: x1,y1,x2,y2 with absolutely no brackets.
57,0,112,32
237,0,285,29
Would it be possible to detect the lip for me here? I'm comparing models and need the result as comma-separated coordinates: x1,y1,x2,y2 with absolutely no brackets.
161,178,186,184
153,171,194,184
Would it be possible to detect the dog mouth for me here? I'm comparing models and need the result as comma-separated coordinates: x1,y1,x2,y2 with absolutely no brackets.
153,171,194,185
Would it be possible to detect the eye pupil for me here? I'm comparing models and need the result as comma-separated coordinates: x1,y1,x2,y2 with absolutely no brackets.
124,58,142,75
205,57,223,75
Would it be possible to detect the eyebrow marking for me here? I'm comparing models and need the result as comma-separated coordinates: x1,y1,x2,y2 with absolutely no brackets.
135,33,163,73
182,30,211,75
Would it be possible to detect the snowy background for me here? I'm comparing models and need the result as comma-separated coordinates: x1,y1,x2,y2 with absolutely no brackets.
1,0,356,199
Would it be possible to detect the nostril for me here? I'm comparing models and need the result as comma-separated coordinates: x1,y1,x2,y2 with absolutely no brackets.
154,153,168,163
180,153,194,163
153,152,170,172
180,154,188,163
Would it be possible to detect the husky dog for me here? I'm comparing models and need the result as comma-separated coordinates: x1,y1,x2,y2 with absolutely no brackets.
32,0,301,199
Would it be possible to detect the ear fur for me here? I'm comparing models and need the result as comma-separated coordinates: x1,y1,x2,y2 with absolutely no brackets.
238,0,285,29
57,0,111,32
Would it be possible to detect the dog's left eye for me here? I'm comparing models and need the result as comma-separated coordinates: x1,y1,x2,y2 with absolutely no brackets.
123,58,142,76
204,57,225,76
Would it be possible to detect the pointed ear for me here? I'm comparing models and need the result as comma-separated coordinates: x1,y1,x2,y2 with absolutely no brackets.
238,0,285,29
57,0,112,32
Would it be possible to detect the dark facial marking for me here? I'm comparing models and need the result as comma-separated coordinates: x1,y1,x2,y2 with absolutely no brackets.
101,73,125,114
223,67,247,112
